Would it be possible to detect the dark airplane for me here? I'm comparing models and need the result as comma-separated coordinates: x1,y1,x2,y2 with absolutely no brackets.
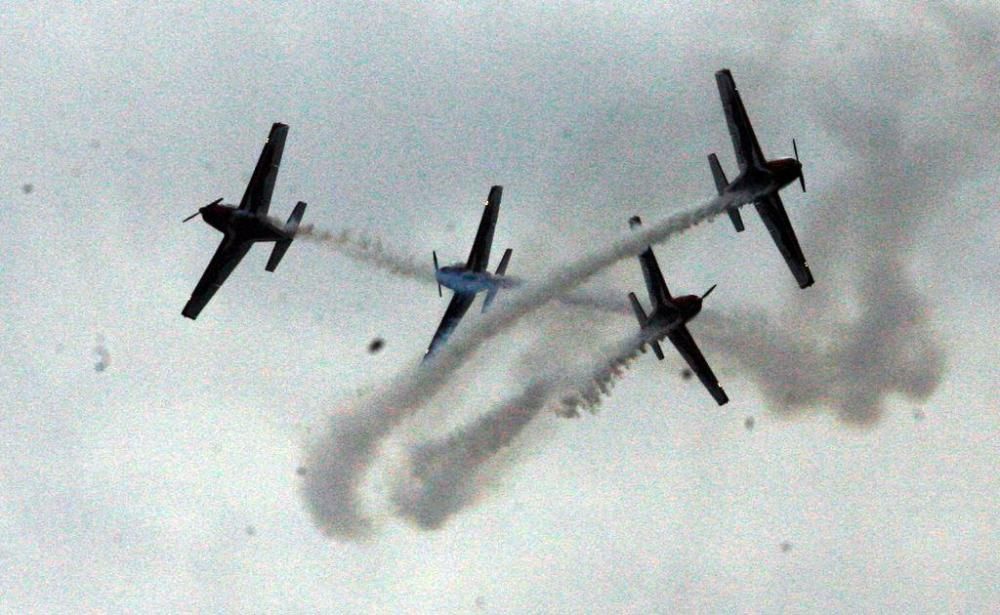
708,68,814,289
181,123,307,320
626,216,728,406
425,185,514,358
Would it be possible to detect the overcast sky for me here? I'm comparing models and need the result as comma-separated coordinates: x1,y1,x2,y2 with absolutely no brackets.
2,2,997,613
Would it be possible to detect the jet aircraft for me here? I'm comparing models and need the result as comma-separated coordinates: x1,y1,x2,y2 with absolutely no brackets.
626,216,728,406
181,123,307,320
708,68,814,289
425,185,514,358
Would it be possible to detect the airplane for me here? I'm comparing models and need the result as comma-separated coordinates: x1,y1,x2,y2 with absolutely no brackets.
425,185,514,358
626,216,729,406
181,123,307,320
708,68,815,289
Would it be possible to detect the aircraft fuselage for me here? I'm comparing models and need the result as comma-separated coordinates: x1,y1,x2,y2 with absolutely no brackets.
436,265,510,295
727,157,802,203
200,203,286,242
644,294,703,337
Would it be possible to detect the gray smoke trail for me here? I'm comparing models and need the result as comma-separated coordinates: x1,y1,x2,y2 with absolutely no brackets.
302,194,730,539
687,5,995,424
390,379,552,530
555,332,647,418
391,332,645,529
699,271,946,426
296,224,436,284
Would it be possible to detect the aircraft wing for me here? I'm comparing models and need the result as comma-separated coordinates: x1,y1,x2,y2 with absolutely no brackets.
238,122,289,216
753,193,815,288
637,246,676,313
464,185,502,273
715,69,766,172
425,291,476,357
666,324,729,405
182,237,253,319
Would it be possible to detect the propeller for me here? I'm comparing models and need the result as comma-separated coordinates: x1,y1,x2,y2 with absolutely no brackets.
792,139,806,192
183,198,224,223
433,250,442,297
701,284,717,301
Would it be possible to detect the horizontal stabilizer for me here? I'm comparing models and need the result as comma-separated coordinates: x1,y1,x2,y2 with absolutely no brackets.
265,240,291,272
285,201,307,236
628,292,665,360
482,248,513,313
481,288,499,313
628,292,648,327
709,154,743,231
727,208,745,232
265,201,306,272
433,251,441,297
707,153,729,195
495,248,513,276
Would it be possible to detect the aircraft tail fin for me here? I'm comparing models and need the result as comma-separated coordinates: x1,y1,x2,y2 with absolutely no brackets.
265,201,306,272
482,248,513,313
709,154,744,232
628,292,664,360
707,153,728,194
494,248,512,276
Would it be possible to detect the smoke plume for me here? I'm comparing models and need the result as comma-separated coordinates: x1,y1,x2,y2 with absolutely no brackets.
391,378,552,530
303,5,998,539
299,223,629,315
688,5,997,424
297,225,435,284
302,194,730,539
391,331,645,529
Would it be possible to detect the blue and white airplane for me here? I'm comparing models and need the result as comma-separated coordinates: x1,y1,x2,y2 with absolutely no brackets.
425,185,513,358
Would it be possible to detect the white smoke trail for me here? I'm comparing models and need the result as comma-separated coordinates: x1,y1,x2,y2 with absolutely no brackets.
296,224,435,284
558,288,631,316
298,223,627,314
390,332,645,529
302,194,730,540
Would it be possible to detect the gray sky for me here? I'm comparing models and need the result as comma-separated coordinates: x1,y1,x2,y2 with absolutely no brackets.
2,2,997,612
